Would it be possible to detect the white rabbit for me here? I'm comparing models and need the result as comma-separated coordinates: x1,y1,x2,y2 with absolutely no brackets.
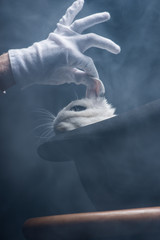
53,78,116,134
53,96,116,134
34,78,115,140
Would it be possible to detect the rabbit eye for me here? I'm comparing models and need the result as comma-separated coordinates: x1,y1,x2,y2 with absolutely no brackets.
70,105,86,112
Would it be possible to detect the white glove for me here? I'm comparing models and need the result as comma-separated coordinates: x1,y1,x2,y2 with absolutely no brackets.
8,0,120,91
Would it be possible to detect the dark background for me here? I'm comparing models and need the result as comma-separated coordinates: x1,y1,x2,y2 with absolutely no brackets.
0,0,160,239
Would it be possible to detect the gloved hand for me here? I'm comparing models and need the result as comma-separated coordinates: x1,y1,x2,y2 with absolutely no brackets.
8,0,120,91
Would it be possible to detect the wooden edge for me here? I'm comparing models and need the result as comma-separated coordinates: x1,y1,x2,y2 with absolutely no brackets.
23,207,160,240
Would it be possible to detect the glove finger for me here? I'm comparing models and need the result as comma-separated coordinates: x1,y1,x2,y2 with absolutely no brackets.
71,12,110,33
79,33,121,54
58,0,84,26
74,54,99,78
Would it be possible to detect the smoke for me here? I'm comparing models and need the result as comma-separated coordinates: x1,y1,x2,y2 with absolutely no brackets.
83,0,160,113
1,0,160,239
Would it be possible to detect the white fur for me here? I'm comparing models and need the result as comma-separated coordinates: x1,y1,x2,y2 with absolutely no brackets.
53,97,116,134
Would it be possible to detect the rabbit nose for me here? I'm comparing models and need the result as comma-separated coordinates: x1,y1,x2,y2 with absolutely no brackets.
86,78,105,98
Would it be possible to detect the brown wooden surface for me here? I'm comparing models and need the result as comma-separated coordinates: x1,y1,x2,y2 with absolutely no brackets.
23,207,160,240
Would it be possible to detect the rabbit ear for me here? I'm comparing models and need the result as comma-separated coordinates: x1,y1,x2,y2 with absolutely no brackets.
86,78,105,98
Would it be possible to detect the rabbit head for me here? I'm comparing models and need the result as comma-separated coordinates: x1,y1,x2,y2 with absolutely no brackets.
53,97,116,134
35,77,116,137
53,77,116,134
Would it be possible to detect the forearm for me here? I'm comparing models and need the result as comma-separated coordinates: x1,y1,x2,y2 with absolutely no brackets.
0,53,16,92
